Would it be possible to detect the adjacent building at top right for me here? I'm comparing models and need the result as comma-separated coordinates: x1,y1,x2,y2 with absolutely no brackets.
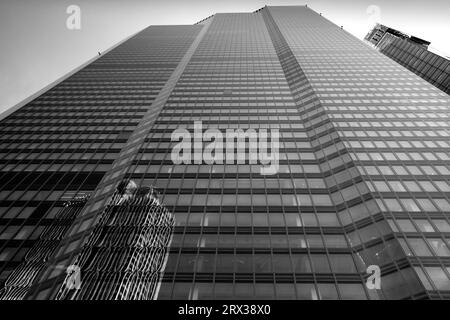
365,23,450,94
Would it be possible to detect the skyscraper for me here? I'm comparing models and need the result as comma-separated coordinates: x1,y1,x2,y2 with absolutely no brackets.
365,23,450,94
0,5,449,300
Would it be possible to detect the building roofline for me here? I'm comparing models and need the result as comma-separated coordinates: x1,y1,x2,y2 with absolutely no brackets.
0,25,151,122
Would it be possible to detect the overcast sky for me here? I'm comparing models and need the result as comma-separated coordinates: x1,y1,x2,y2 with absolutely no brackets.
0,0,449,119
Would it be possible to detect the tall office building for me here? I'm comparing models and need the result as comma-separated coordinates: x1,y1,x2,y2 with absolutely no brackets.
0,6,449,300
365,23,450,94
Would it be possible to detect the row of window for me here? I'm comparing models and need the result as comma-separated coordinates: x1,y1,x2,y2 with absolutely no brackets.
336,121,448,128
377,198,450,213
1,126,137,133
339,129,448,138
133,150,450,163
133,164,322,174
164,252,363,274
359,165,449,176
400,237,450,257
170,233,349,248
0,142,126,150
321,98,447,104
351,151,450,162
345,140,449,149
157,265,450,299
325,105,448,110
157,115,303,121
0,188,97,202
0,206,62,219
160,193,334,207
0,153,118,162
368,180,450,193
1,132,135,140
0,225,44,240
150,177,327,189
390,219,450,233
0,134,128,142
161,280,372,299
171,211,339,227
0,163,111,173
330,113,448,119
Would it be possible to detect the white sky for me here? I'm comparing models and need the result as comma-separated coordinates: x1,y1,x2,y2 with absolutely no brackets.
0,0,449,119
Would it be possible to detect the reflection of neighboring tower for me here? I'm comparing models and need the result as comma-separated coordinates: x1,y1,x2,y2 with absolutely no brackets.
0,194,89,300
56,180,175,300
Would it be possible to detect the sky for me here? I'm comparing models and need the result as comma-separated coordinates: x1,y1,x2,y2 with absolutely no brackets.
0,0,449,119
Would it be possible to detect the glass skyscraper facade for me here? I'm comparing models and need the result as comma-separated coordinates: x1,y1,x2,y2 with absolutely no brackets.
0,6,449,300
365,23,450,94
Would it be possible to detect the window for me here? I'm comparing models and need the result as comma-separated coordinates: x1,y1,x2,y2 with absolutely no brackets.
317,284,339,300
373,181,390,192
292,254,311,273
407,238,433,256
434,199,450,211
433,220,450,232
403,181,421,192
171,283,191,299
234,283,255,299
427,238,450,256
296,195,312,206
14,226,34,240
400,199,421,212
397,220,416,232
311,255,331,273
296,283,318,300
388,181,406,192
416,199,437,211
311,194,333,206
254,254,272,273
415,220,435,232
275,283,296,300
425,267,450,290
384,199,403,212
330,254,358,273
338,283,367,300
418,181,437,192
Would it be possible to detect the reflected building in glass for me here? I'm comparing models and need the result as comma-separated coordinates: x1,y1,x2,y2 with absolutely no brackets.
0,6,449,300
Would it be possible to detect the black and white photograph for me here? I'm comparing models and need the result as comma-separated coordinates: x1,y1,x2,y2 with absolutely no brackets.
0,0,449,310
